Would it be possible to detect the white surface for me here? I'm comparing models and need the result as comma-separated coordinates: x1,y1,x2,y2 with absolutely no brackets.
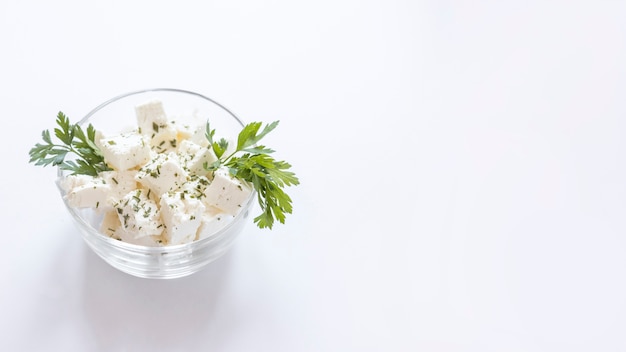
2,0,626,351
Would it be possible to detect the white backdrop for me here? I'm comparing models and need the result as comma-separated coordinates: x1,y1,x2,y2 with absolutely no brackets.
1,1,626,351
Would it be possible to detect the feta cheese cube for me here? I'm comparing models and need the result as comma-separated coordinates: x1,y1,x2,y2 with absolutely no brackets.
177,122,210,147
135,100,168,134
97,131,151,171
99,170,139,205
196,209,234,240
135,153,189,196
160,191,205,245
174,122,192,140
115,189,163,238
148,122,178,154
100,210,123,240
118,231,165,247
179,175,211,200
59,174,96,193
135,100,179,153
177,139,199,162
65,177,111,210
100,210,165,246
177,140,217,177
204,167,252,215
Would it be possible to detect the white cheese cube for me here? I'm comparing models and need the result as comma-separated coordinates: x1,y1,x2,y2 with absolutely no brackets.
100,211,165,246
196,208,234,241
119,232,165,247
179,175,211,200
99,170,139,205
148,122,178,154
175,124,193,142
177,140,217,177
160,191,205,245
183,123,210,147
135,153,189,196
115,189,163,238
97,131,151,171
174,117,212,146
192,124,211,147
177,139,200,163
59,174,95,193
204,167,252,216
135,100,178,153
65,177,111,210
100,210,122,240
135,100,168,134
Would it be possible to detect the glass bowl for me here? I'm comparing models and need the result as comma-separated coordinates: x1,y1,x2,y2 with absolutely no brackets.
56,88,255,279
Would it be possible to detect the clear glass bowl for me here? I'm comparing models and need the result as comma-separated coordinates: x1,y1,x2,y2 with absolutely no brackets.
56,88,255,279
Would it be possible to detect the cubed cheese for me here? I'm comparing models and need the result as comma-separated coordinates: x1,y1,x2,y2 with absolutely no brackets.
99,170,139,205
204,167,252,215
196,208,234,241
177,139,200,163
135,153,189,196
100,210,164,246
179,175,211,200
176,124,193,141
160,191,205,245
59,174,96,193
115,189,163,238
177,122,210,147
118,231,165,247
135,100,179,153
100,210,122,239
97,131,151,171
65,177,111,210
135,100,168,134
177,140,217,177
148,122,178,154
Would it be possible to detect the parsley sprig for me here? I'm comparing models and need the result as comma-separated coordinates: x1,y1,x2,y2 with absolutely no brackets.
28,112,111,176
205,121,299,229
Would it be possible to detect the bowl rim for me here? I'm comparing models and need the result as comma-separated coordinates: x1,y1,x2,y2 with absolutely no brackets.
56,88,257,253
77,88,246,127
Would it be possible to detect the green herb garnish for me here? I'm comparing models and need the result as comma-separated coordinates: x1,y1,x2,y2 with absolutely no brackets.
28,112,111,176
205,121,299,229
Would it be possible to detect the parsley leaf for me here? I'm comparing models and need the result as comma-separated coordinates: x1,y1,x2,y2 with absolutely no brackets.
206,120,299,229
236,121,279,151
28,112,111,176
